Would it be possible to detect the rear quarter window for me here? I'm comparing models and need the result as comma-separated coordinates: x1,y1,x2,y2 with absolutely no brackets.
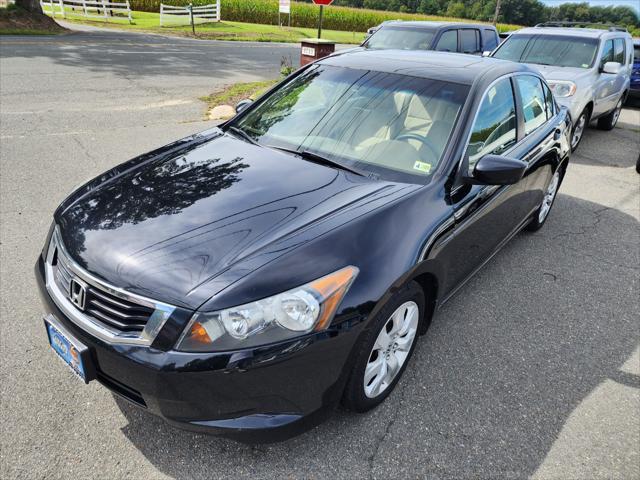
483,29,498,51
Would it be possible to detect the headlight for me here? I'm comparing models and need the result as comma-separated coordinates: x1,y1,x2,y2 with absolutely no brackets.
176,266,359,352
548,81,577,98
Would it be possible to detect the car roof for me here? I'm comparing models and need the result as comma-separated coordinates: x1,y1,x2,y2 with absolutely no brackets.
513,26,629,39
381,21,496,30
320,50,532,86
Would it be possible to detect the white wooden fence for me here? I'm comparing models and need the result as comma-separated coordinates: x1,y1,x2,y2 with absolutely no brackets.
40,0,132,23
160,2,220,26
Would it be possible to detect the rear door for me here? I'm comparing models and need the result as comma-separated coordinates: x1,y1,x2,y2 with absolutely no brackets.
459,28,481,55
512,74,563,214
612,38,629,98
594,38,618,116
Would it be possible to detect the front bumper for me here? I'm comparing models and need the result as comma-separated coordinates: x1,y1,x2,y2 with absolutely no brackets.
35,256,364,442
555,96,583,123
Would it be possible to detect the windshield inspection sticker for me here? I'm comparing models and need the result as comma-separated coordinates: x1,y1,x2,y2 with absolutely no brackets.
413,161,432,173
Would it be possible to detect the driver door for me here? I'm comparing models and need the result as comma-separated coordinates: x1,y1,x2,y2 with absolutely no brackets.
435,76,527,298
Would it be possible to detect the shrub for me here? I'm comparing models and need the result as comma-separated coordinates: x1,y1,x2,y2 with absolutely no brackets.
129,0,521,33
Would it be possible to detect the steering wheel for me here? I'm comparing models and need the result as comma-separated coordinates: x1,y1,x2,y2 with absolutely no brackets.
395,133,439,161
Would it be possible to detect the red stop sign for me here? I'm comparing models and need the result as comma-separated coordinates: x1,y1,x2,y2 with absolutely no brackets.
312,0,334,5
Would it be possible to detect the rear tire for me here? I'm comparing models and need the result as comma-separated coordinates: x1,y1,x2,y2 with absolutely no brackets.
597,98,623,131
342,281,425,413
525,167,563,232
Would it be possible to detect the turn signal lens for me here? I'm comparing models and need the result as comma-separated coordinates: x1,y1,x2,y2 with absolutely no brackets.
188,321,213,345
176,266,359,352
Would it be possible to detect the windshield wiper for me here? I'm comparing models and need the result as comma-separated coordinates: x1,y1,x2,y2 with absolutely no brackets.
268,145,366,177
226,126,258,145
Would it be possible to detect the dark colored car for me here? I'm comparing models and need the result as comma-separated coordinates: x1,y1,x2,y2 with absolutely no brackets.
629,39,640,101
36,51,571,443
363,21,499,55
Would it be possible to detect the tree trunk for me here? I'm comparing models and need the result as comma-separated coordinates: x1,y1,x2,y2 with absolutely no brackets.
16,0,44,14
493,0,501,25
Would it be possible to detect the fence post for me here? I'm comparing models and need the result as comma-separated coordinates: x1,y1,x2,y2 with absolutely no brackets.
102,0,108,20
82,0,88,17
189,3,195,35
159,3,163,26
126,0,132,23
58,0,65,18
216,0,220,21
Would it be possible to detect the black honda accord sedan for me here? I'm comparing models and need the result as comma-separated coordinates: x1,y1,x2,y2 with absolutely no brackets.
36,51,571,442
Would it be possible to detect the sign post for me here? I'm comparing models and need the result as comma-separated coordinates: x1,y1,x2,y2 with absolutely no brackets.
188,3,195,35
312,0,333,39
278,0,291,27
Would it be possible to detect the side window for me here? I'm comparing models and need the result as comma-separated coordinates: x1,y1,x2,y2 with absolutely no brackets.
483,29,498,51
542,81,555,119
436,30,457,52
613,38,625,64
467,78,517,171
516,75,547,135
460,29,480,54
600,39,614,67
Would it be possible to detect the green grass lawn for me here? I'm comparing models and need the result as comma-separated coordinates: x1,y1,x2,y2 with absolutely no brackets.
58,10,366,43
200,79,277,109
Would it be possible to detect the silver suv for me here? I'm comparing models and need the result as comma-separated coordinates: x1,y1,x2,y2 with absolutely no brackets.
492,22,633,151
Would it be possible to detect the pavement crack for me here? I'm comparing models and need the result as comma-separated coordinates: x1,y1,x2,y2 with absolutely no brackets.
551,206,611,241
367,363,414,480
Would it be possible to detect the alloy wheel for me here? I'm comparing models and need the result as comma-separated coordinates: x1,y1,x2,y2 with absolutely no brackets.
612,99,622,127
539,171,560,223
363,301,419,398
571,113,586,149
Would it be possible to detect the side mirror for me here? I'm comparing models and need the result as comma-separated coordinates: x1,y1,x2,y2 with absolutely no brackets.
482,50,491,57
468,154,527,185
366,27,378,36
235,99,253,114
602,61,621,74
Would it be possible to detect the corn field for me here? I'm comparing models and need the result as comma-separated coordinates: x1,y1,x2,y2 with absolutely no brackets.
128,0,521,33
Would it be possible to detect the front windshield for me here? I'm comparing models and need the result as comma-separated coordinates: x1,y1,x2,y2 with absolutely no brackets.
365,27,435,50
493,34,599,69
232,65,469,183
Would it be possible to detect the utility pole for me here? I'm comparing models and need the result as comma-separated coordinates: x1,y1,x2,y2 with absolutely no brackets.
493,0,501,25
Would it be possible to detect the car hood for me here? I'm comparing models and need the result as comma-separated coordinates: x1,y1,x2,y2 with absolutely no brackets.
56,131,397,309
532,64,593,82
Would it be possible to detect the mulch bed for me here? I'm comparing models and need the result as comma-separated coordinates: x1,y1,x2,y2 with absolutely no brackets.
0,6,67,34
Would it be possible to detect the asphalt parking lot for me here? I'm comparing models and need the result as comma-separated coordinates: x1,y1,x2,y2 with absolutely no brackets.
1,29,639,480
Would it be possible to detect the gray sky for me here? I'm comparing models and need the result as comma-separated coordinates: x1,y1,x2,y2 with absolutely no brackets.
540,0,640,13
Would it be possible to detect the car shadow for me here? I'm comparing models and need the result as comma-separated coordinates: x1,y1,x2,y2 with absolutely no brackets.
112,191,639,479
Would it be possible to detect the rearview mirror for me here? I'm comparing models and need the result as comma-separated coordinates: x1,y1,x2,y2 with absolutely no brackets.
602,61,621,74
468,154,527,185
235,99,253,114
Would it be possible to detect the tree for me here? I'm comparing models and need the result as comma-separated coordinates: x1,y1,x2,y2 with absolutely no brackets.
446,2,467,18
15,0,44,14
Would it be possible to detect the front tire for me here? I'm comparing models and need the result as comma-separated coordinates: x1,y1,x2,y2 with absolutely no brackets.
570,108,589,152
597,98,623,131
525,168,563,232
342,281,425,412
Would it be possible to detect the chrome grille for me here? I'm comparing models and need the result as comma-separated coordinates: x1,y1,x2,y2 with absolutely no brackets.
45,226,175,345
52,245,154,333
